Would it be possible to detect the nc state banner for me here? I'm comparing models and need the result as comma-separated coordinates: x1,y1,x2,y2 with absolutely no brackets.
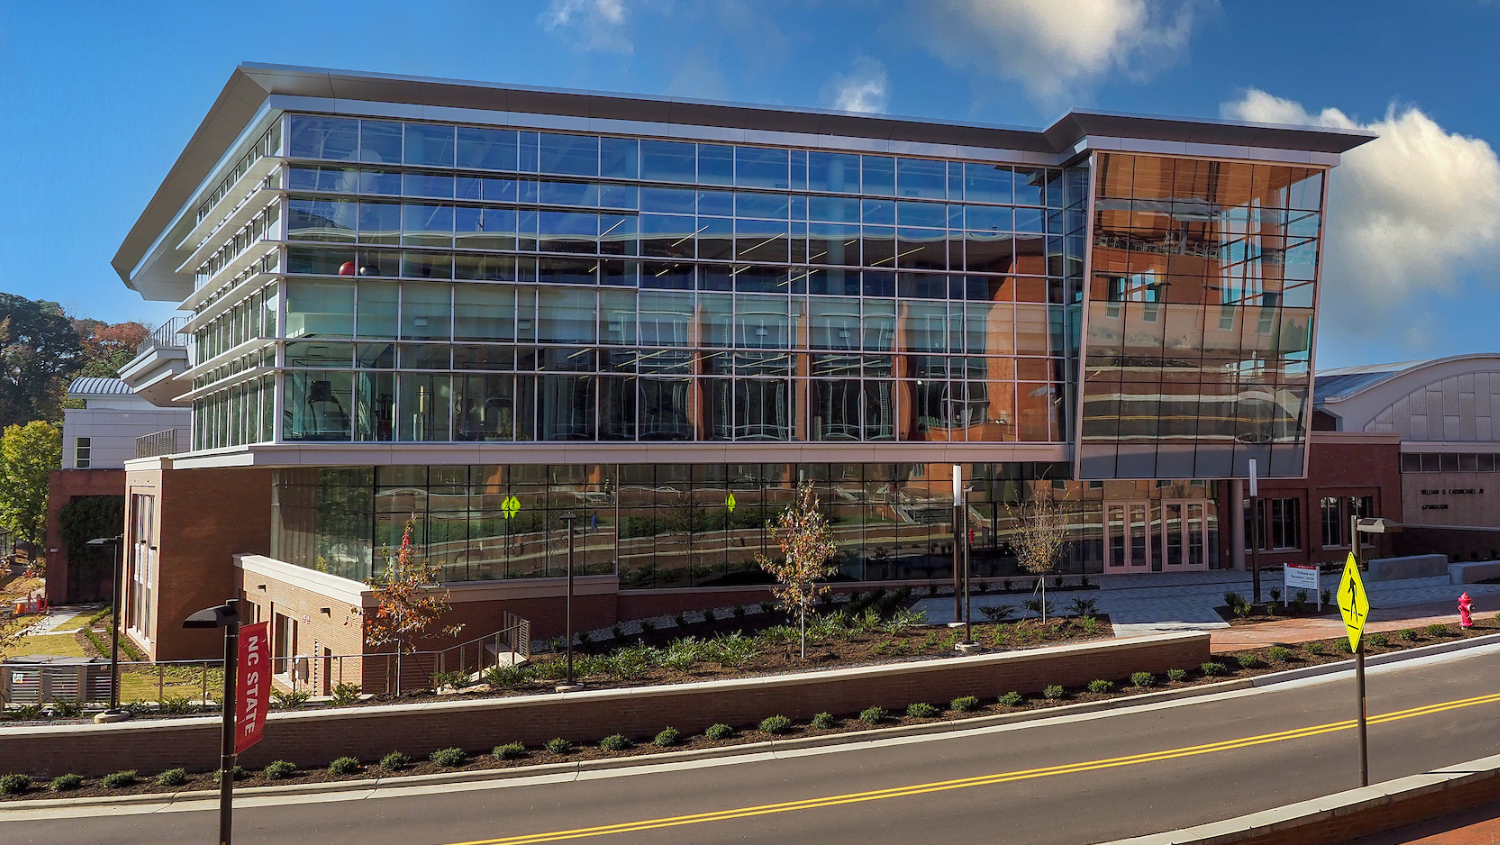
235,622,271,754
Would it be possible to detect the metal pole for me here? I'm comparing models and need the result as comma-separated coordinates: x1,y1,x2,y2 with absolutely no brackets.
951,466,962,622
1249,459,1261,604
1351,515,1368,787
963,503,972,644
109,541,122,712
219,597,240,845
561,513,577,686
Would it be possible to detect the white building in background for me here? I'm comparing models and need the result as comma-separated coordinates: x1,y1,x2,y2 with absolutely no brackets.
62,377,191,469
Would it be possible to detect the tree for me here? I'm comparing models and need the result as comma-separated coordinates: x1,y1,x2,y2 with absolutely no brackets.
1011,494,1069,622
0,421,60,560
757,482,839,659
0,295,83,427
363,521,462,695
70,318,151,381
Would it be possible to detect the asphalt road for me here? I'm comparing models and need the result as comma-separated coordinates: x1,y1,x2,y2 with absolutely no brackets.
8,647,1500,845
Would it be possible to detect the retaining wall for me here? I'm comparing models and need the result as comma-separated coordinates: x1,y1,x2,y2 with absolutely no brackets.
0,632,1207,778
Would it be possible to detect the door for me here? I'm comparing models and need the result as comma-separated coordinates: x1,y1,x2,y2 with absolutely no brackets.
1161,499,1209,572
1104,500,1151,573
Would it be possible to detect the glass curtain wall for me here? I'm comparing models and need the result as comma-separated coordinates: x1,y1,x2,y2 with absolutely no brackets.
1079,153,1323,479
270,462,1219,586
251,114,1079,446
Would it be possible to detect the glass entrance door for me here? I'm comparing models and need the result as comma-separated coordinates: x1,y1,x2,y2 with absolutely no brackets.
1104,500,1151,573
1161,499,1209,572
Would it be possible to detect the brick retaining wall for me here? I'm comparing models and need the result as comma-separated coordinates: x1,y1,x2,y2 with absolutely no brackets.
0,632,1206,778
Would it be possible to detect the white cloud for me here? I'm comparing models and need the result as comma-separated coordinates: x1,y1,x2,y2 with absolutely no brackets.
825,57,889,115
539,0,633,54
1222,90,1500,355
918,0,1203,109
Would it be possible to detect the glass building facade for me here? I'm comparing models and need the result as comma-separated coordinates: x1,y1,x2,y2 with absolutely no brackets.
189,115,1089,450
271,462,1220,585
136,69,1364,588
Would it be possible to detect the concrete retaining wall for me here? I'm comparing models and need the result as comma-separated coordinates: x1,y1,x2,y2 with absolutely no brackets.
0,632,1207,778
1367,554,1448,581
1449,560,1500,584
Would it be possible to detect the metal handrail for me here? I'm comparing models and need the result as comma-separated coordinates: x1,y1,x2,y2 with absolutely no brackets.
136,316,190,356
136,429,181,458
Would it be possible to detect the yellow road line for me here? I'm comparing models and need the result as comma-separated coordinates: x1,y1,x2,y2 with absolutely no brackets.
448,690,1500,845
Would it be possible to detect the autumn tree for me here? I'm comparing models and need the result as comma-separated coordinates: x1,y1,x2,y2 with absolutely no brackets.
0,421,61,561
363,521,463,695
1011,493,1069,622
757,482,839,659
71,319,151,380
0,295,83,427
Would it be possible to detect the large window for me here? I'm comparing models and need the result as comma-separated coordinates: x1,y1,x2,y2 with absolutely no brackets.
1253,497,1301,551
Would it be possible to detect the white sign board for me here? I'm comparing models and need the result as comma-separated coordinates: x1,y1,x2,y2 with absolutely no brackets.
1284,564,1321,609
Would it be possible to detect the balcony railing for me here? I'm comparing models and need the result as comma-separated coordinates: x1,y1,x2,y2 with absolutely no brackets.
136,316,191,356
136,429,181,459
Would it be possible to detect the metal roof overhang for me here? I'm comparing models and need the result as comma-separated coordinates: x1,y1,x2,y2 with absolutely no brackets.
114,63,1378,304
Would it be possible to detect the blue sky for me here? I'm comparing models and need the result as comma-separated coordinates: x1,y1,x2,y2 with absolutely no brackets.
2,0,1498,369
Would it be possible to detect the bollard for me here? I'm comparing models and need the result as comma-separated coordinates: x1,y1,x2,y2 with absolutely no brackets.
1459,592,1474,629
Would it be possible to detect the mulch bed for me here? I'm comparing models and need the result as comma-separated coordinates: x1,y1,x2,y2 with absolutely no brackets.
5,617,1498,802
1216,604,1342,625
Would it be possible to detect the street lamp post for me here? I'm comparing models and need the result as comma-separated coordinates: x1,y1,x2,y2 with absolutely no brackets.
559,512,578,690
1248,459,1262,605
87,535,125,722
183,599,241,845
951,466,963,624
1350,516,1400,788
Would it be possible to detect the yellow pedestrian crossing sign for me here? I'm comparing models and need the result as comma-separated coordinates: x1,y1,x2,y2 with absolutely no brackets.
501,494,521,519
726,492,736,513
1338,552,1370,651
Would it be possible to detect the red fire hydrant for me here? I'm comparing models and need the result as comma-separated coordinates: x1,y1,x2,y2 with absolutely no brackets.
1459,592,1474,629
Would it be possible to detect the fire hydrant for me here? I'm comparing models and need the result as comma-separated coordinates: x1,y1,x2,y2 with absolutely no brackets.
1459,592,1474,629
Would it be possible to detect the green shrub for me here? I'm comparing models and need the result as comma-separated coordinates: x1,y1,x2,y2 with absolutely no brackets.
1236,654,1261,669
484,665,530,688
48,774,84,792
1269,589,1281,603
545,738,574,755
1267,646,1292,662
212,766,245,784
810,712,836,729
0,773,30,795
702,609,717,625
1322,588,1332,606
50,700,82,719
379,751,411,771
1200,662,1229,676
1223,591,1245,609
599,734,632,752
1167,668,1188,682
759,715,793,735
1334,639,1354,654
158,696,195,716
611,625,626,643
640,620,656,635
674,613,689,629
102,770,137,789
950,695,981,712
759,601,775,614
859,706,888,724
1398,629,1417,642
998,691,1023,706
330,682,362,706
653,727,682,748
1130,672,1154,688
1306,642,1325,655
979,605,1017,622
270,689,311,710
155,768,187,787
704,723,734,740
1043,685,1066,700
493,743,527,760
733,604,746,618
906,702,940,718
327,757,359,775
1369,633,1390,647
429,748,466,767
1087,680,1113,694
1427,623,1450,637
578,631,592,648
262,760,297,780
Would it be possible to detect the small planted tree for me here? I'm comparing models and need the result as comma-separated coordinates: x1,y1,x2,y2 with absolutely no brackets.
1011,494,1069,622
363,521,462,695
757,482,839,659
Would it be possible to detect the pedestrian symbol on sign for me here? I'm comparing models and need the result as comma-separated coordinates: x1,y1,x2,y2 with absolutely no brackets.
1338,552,1369,651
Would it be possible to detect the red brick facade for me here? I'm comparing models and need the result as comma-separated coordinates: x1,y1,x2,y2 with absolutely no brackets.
0,632,1207,777
43,468,124,606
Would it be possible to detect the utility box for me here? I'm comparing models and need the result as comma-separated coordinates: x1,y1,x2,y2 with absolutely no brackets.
1,655,113,707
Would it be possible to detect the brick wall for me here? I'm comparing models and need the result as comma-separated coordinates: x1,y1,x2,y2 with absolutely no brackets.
43,468,125,605
0,632,1206,777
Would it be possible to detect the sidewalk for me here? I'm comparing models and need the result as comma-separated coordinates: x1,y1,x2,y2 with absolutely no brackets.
1209,599,1470,652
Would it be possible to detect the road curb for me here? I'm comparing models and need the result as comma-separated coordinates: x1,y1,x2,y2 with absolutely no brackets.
1097,751,1500,845
3,630,1495,814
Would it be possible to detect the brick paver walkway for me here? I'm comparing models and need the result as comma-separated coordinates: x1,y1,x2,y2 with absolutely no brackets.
1208,599,1475,652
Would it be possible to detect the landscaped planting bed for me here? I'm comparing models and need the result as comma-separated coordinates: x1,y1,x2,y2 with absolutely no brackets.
2,619,1493,801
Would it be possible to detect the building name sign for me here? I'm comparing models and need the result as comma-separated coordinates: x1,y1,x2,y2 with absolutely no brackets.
1419,488,1485,495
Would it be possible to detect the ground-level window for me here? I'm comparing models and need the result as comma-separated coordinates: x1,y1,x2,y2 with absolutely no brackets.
1252,497,1300,551
1320,496,1376,549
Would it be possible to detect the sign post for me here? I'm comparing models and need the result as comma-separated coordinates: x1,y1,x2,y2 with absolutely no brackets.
1338,552,1371,787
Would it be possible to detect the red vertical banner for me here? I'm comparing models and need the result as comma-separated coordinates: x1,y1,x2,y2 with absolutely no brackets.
235,622,271,754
